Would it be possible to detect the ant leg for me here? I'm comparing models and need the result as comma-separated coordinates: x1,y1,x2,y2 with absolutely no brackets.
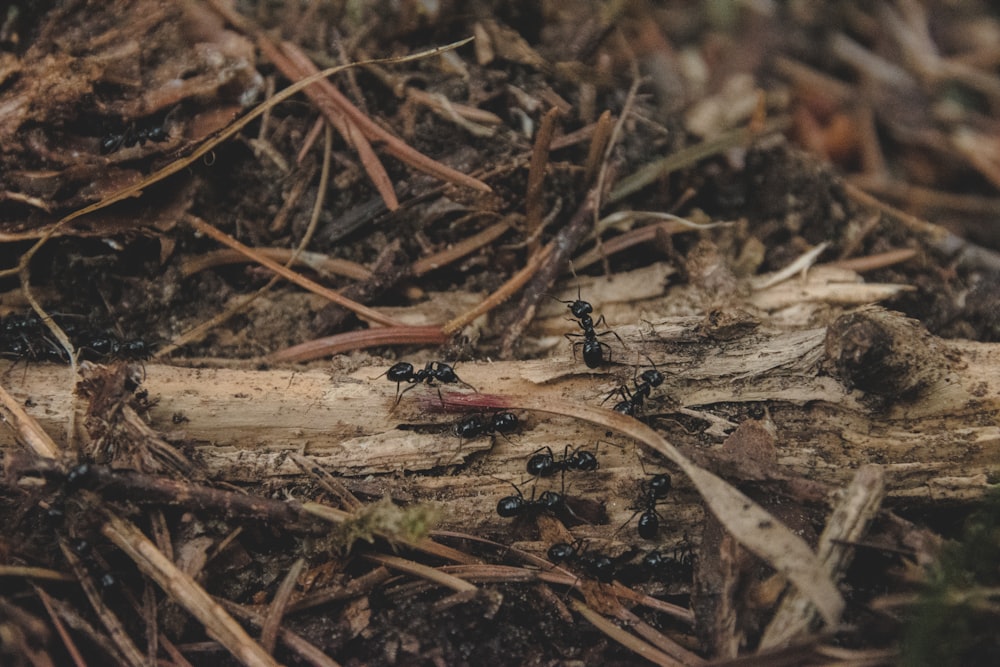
395,380,420,404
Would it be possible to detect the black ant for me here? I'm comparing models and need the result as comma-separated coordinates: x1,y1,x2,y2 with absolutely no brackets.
620,473,672,540
496,480,565,519
68,538,118,590
606,362,665,417
642,546,694,582
100,122,169,154
77,332,151,362
526,444,598,478
455,411,519,440
381,360,476,404
551,288,623,369
547,540,615,583
1,313,151,364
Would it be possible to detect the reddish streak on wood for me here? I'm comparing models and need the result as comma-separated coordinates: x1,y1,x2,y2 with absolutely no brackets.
268,325,447,362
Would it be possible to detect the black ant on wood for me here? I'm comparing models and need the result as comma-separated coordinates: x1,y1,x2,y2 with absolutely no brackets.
606,363,665,417
380,360,476,404
619,473,672,540
100,122,169,154
547,539,615,583
455,411,519,441
550,287,623,369
643,546,694,582
526,444,599,478
495,480,565,519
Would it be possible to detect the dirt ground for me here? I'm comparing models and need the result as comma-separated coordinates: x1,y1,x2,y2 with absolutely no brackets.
2,1,1000,666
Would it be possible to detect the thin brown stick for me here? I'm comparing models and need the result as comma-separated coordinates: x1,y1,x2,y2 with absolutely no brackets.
275,41,399,210
277,39,492,194
827,248,917,273
442,243,555,336
205,0,490,195
570,599,682,667
498,188,598,357
0,381,61,459
582,110,614,185
525,107,561,257
179,248,372,281
219,600,344,667
184,214,404,328
261,558,305,654
59,541,147,667
33,585,90,667
101,511,281,667
267,325,448,363
411,217,511,276
364,553,477,593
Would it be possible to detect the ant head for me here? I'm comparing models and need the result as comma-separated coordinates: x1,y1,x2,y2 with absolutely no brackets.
571,449,599,472
640,369,664,387
648,473,672,498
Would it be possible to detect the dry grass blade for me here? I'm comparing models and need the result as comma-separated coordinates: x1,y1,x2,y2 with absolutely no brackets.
525,107,561,257
59,540,146,667
443,243,555,336
608,118,789,204
260,558,305,654
33,585,89,667
761,465,885,648
267,325,447,362
273,41,399,210
219,600,344,667
185,214,404,328
0,381,61,459
364,553,477,593
570,599,684,667
100,511,280,667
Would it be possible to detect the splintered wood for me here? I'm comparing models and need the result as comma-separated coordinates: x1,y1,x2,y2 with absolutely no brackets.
3,307,997,543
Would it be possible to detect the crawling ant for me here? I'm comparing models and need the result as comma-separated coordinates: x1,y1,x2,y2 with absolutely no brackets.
77,332,151,362
100,122,169,154
1,313,152,364
547,540,615,583
496,480,564,519
551,288,623,369
608,366,665,417
381,360,476,404
68,538,119,590
526,444,599,478
455,411,519,440
619,473,672,540
643,546,694,582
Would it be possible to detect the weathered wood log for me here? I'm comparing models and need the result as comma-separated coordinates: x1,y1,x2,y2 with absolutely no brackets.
2,307,995,549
